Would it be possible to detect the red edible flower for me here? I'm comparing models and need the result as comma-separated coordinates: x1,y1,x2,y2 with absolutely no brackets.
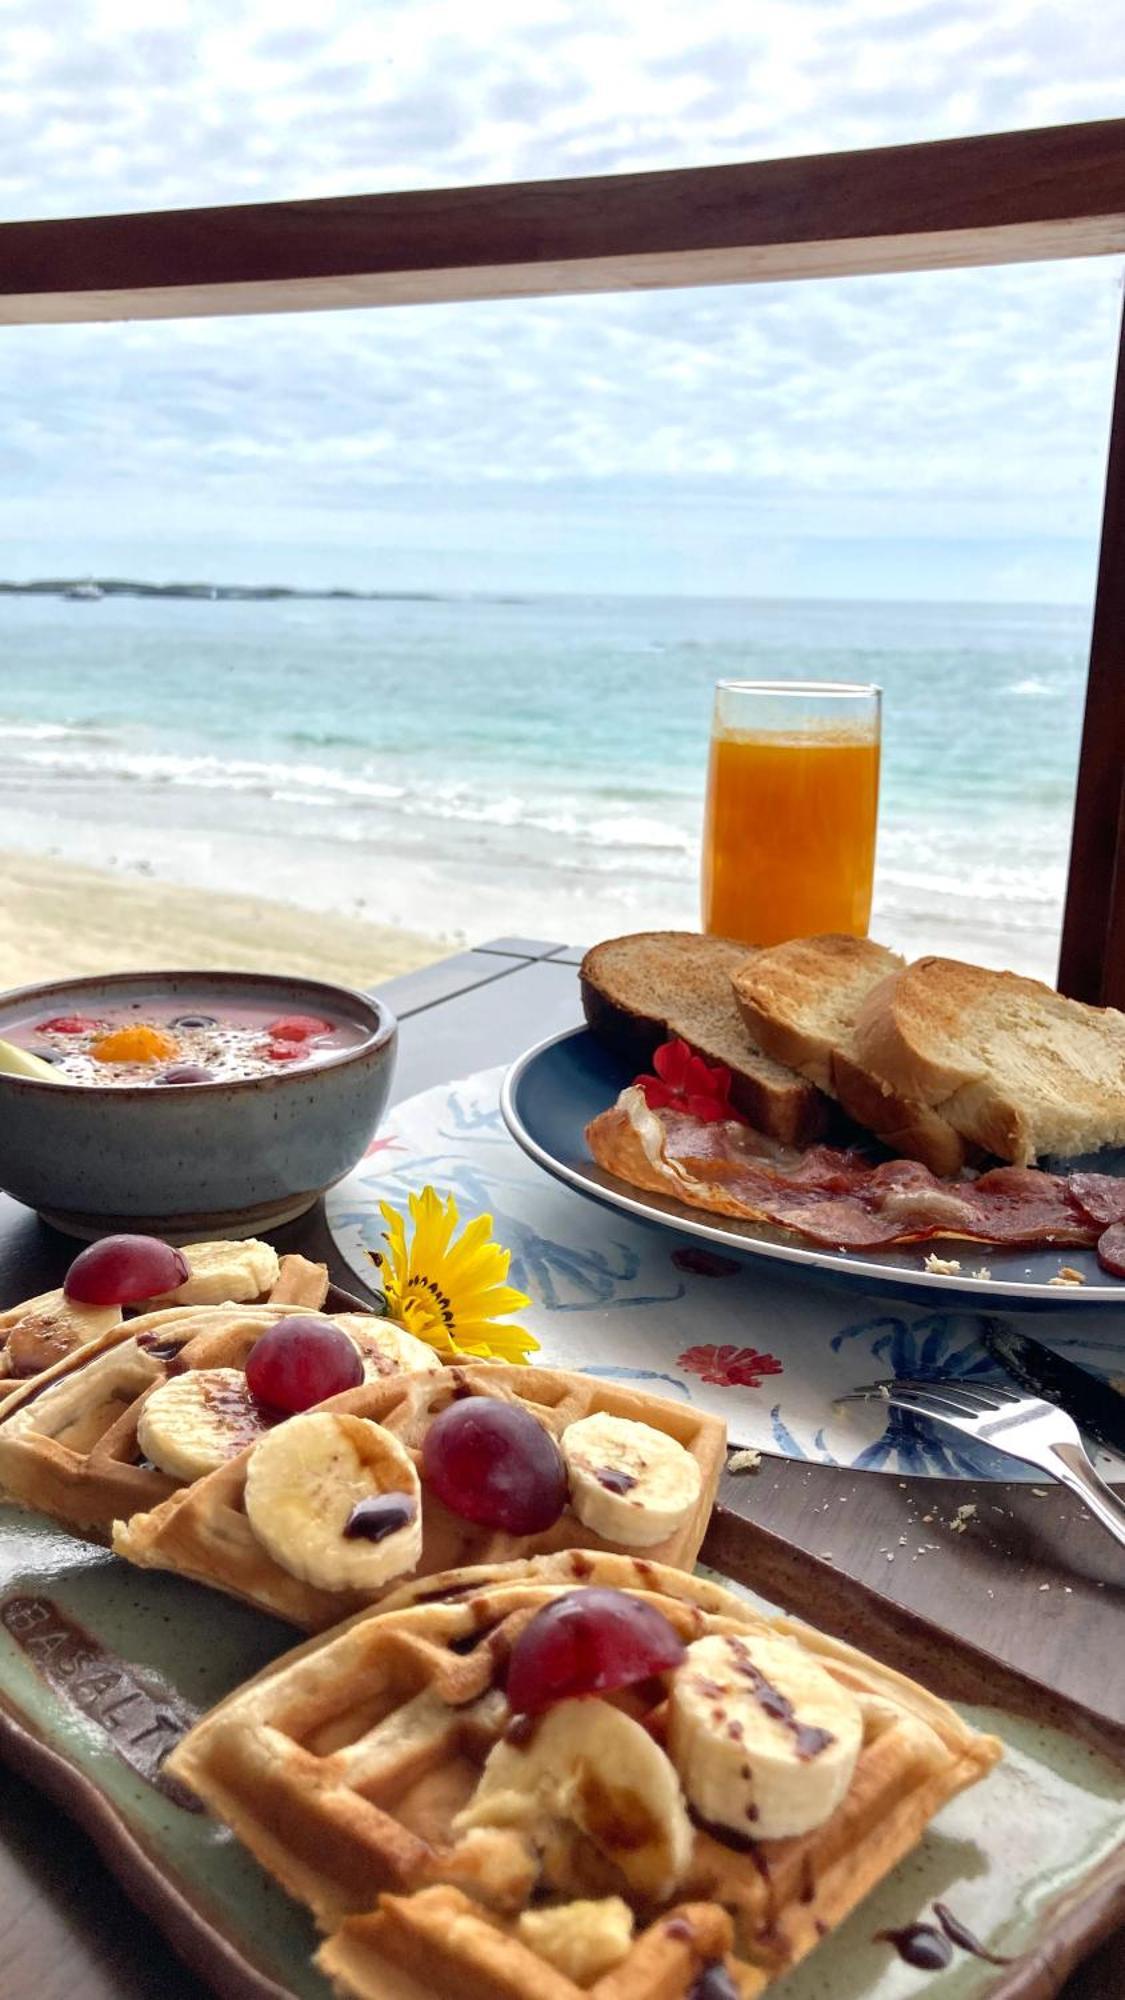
635,1038,741,1123
38,1015,99,1035
678,1343,784,1389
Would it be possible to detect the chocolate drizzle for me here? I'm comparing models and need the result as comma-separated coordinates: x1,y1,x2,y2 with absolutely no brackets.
933,1903,1014,1965
343,1492,416,1541
663,1916,695,1942
688,1964,740,2000
876,1905,1014,1971
505,1711,540,1748
875,1924,953,1970
690,1806,758,1854
728,1639,834,1759
596,1466,636,1494
135,1335,184,1361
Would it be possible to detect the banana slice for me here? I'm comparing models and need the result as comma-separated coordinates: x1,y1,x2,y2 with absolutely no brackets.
335,1315,444,1379
136,1367,270,1481
667,1632,863,1841
243,1410,422,1593
453,1696,693,1901
0,1291,121,1379
517,1900,634,1983
560,1413,702,1547
139,1238,281,1309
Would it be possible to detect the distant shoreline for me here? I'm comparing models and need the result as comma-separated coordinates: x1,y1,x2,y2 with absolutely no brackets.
0,578,441,603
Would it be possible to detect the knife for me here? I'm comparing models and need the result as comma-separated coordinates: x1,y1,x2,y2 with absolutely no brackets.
982,1319,1125,1457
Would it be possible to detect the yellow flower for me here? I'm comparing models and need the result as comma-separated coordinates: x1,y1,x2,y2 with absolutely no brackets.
369,1186,538,1364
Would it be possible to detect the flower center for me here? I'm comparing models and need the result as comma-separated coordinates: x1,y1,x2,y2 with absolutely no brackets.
402,1273,456,1330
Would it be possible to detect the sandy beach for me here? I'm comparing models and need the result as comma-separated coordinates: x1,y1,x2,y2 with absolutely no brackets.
0,851,444,993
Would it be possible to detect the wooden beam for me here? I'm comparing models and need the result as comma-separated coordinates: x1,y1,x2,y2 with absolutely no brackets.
2,119,1125,325
1058,299,1125,1006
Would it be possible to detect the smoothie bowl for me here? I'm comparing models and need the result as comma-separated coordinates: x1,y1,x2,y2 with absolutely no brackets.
0,970,396,1239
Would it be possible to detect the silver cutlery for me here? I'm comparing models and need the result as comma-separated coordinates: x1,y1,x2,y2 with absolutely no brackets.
840,1378,1125,1552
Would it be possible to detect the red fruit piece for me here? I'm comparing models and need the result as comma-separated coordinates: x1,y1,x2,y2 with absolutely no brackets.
421,1398,567,1534
245,1316,364,1414
64,1235,190,1306
264,1040,308,1064
506,1587,686,1716
38,1015,100,1035
267,1014,333,1043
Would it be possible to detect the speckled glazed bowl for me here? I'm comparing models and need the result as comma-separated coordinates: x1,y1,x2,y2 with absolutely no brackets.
0,969,396,1239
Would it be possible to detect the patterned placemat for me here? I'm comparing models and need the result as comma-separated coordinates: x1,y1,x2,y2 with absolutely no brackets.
326,1067,1125,1482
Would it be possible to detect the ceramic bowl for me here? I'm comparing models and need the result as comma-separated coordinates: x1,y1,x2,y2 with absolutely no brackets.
0,969,397,1239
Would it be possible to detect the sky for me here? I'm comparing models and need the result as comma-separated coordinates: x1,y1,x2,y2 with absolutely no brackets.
1,0,1123,600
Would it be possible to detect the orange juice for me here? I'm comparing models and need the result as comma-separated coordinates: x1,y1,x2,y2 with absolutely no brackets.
702,727,879,945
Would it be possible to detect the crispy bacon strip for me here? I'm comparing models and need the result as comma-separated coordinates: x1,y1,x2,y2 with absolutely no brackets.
586,1089,1119,1253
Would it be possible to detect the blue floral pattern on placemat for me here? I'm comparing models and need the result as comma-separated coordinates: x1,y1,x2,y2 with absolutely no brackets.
327,1068,1125,1482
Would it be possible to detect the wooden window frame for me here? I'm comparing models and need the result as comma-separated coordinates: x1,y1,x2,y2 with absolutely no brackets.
4,118,1124,999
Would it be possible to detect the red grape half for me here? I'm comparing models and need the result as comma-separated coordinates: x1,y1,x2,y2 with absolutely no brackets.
245,1315,364,1414
506,1587,686,1715
64,1235,190,1306
421,1398,567,1534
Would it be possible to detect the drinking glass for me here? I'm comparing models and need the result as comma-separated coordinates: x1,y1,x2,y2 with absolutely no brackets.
701,680,881,946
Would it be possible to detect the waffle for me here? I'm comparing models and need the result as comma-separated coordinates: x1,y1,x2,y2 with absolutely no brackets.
165,1550,1001,1998
0,1238,311,1401
113,1366,726,1628
0,1256,421,1541
0,1288,123,1395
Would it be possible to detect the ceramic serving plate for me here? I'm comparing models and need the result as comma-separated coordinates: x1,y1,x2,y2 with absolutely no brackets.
0,1493,1122,2000
502,1028,1125,1310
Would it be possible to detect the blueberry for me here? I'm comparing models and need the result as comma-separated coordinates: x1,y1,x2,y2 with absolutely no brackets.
169,1014,218,1031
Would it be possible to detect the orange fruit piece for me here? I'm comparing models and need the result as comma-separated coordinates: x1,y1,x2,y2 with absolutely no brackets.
90,1025,180,1064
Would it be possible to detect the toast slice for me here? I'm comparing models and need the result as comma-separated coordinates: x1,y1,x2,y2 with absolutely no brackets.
731,936,968,1176
851,956,1125,1165
580,931,828,1146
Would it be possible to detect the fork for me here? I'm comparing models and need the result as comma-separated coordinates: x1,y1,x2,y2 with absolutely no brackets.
839,1379,1125,1551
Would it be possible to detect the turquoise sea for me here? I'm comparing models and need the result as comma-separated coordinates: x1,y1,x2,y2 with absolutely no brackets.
0,591,1089,973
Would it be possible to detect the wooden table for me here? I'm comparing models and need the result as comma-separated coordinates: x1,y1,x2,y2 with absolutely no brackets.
0,940,1121,1999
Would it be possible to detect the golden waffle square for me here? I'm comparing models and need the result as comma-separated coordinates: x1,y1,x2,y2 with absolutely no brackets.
113,1365,727,1627
166,1552,1000,1999
0,1257,433,1541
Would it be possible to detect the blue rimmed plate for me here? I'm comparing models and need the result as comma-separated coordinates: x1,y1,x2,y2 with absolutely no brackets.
501,1027,1125,1311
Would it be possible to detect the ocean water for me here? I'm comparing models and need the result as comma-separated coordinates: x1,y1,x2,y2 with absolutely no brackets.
0,591,1089,974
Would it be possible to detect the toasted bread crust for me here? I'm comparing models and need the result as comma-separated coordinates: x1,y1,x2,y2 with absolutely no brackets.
830,1049,968,1177
580,931,828,1147
729,936,966,1173
852,957,1125,1164
731,935,904,1094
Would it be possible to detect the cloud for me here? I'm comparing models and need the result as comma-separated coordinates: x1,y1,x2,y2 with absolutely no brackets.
0,0,1121,595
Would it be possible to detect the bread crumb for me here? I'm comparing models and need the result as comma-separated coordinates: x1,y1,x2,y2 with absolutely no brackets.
1031,1487,1050,1497
971,1266,992,1282
728,1447,762,1474
1039,1582,1050,1591
923,1253,962,1276
949,1503,977,1534
1049,1266,1086,1287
